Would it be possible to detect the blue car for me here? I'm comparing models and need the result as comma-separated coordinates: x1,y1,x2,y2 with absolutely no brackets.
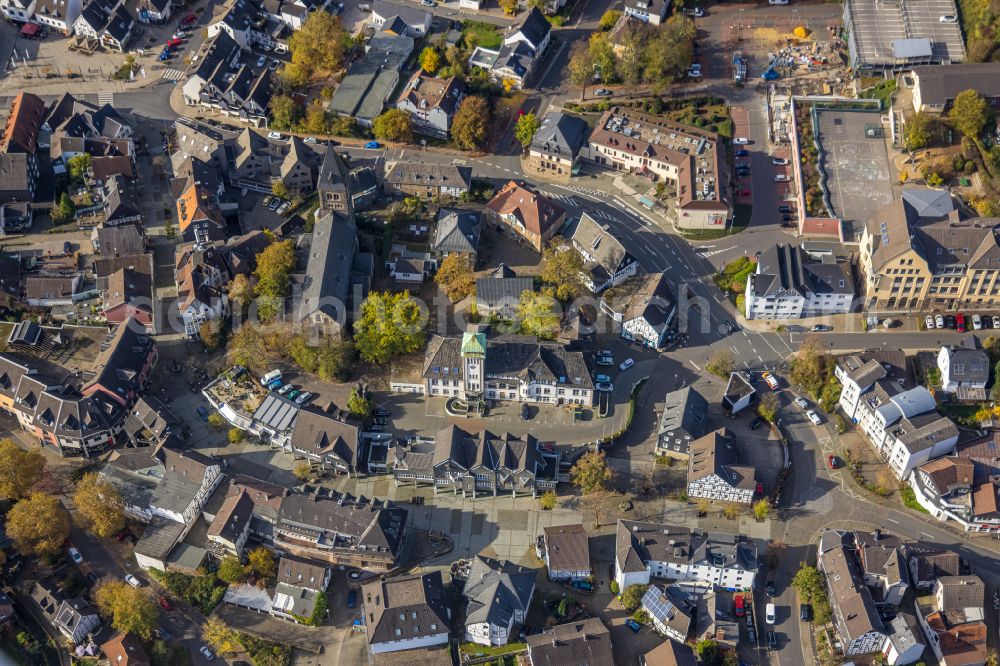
159,47,173,61
347,590,357,609
267,378,283,390
196,406,209,422
624,619,641,633
364,141,381,149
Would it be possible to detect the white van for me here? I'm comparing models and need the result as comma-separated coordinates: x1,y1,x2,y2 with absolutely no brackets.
766,603,776,625
260,369,282,386
768,0,789,4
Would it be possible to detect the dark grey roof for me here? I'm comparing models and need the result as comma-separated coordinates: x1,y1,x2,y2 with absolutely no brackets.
623,273,675,332
724,372,755,406
277,556,329,591
463,556,535,628
385,162,471,189
95,225,144,256
527,618,613,666
936,576,985,612
493,41,537,78
134,517,186,561
475,275,534,311
299,213,357,322
657,386,709,456
513,7,550,51
889,412,959,454
837,355,887,389
279,490,406,556
531,111,588,157
0,154,32,195
103,6,134,43
687,428,755,492
751,244,852,298
821,541,885,644
290,407,361,468
363,571,450,645
901,187,955,218
433,208,481,255
912,64,1000,107
942,347,990,384
568,213,633,282
372,0,430,26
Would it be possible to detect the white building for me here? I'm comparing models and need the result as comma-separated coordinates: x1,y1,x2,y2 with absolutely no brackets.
567,213,638,293
1,0,35,23
541,524,590,582
686,429,756,505
371,0,431,37
640,584,691,642
909,455,1000,533
614,520,758,592
835,355,888,420
819,531,888,656
362,572,451,654
744,244,854,320
463,556,535,646
32,0,82,34
936,345,989,395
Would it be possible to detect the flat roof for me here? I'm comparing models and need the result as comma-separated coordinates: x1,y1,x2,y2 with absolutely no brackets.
846,0,965,69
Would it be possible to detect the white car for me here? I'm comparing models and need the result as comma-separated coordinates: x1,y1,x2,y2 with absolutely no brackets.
267,131,283,140
278,383,294,395
994,316,1000,328
595,382,614,392
68,547,83,564
935,314,945,328
939,14,958,22
303,136,318,144
765,603,776,625
973,314,983,330
794,397,808,409
256,55,266,68
772,158,788,165
124,574,142,588
295,391,312,405
925,315,936,329
688,69,703,78
806,410,822,426
734,137,750,145
619,358,635,371
199,646,215,661
774,174,790,182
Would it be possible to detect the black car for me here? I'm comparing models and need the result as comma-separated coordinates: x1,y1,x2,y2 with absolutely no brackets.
521,404,531,420
778,205,792,213
748,418,764,430
374,407,390,417
800,603,812,622
767,631,777,650
766,580,776,597
747,627,757,644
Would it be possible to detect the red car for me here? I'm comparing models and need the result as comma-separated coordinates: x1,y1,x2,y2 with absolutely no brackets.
828,455,839,470
166,38,182,47
734,594,745,617
181,13,197,25
157,596,171,611
737,188,751,196
956,313,966,332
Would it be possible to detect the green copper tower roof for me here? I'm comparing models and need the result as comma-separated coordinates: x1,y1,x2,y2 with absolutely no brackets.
461,331,486,357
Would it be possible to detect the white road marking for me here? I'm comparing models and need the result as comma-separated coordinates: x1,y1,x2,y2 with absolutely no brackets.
690,360,702,371
886,517,898,524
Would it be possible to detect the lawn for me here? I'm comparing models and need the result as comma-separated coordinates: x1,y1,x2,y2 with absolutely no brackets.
459,642,527,659
712,255,757,294
461,20,503,49
900,486,930,514
859,78,897,111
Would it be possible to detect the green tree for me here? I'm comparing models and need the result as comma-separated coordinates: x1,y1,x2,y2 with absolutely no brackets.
269,95,300,130
570,450,612,494
372,108,414,143
0,439,45,499
271,181,290,200
615,23,647,93
434,253,476,302
310,591,328,625
420,46,440,73
51,192,75,222
207,412,225,429
567,40,594,100
73,472,125,538
695,640,719,664
789,336,828,398
253,239,296,321
756,391,779,423
706,350,734,378
539,242,585,300
514,112,541,149
227,274,254,316
247,546,277,581
950,89,992,140
95,579,159,641
199,319,224,350
293,462,312,482
620,584,648,612
6,493,70,556
539,490,557,510
452,96,490,151
227,428,245,444
589,32,616,83
791,564,824,599
347,386,372,417
303,100,329,135
599,9,621,29
753,499,771,521
288,11,350,80
904,112,934,151
202,616,240,655
499,0,517,14
67,153,92,182
217,555,247,584
517,290,560,340
643,15,696,93
354,290,427,364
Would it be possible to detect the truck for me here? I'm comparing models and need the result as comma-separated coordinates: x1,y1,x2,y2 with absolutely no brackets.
260,369,282,386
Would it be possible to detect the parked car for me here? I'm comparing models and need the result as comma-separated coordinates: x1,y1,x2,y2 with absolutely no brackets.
774,174,790,182
828,455,839,470
288,390,301,400
595,382,613,392
68,547,83,564
295,391,312,405
767,631,777,649
993,315,1000,329
973,314,983,330
594,88,612,97
794,397,808,409
167,37,182,47
375,407,390,417
262,194,273,206
158,596,171,611
925,315,936,329
778,205,792,213
811,324,832,332
736,149,749,157
364,141,381,149
200,646,215,661
196,406,209,422
596,374,611,383
303,136,318,144
940,14,958,22
800,604,812,621
256,54,266,67
772,157,789,165
125,574,142,588
624,619,642,633
154,626,172,641
765,603,775,624
619,358,635,371
181,12,198,25
806,410,822,426
277,201,291,215
158,48,172,61
765,581,776,597
734,137,750,145
747,627,757,644
748,417,764,430
347,590,357,608
945,314,957,329
735,593,745,617
687,69,703,78
936,314,945,328
596,354,614,366
957,313,966,332
521,403,532,420
278,384,294,395
268,198,281,211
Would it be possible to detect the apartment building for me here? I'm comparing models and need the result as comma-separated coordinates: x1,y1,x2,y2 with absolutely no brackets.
567,213,638,293
485,181,565,252
686,428,756,505
588,107,730,230
525,111,589,181
909,440,1000,533
396,70,465,139
818,531,888,656
744,244,854,320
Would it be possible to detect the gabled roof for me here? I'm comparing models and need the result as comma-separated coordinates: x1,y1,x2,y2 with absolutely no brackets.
509,6,550,51
207,489,254,544
657,386,708,454
398,70,465,116
433,208,481,255
1,92,45,154
289,407,361,468
531,111,588,157
362,571,449,645
526,618,613,666
462,556,535,628
101,632,150,666
384,162,471,189
687,428,755,492
486,181,564,239
277,555,329,591
176,182,224,233
568,212,632,280
543,523,589,572
298,212,357,322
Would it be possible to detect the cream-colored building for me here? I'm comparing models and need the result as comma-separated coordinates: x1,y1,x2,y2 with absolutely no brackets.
588,107,731,230
860,188,1000,312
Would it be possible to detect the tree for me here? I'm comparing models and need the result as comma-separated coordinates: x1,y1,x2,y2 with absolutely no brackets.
452,96,490,150
67,153,92,182
227,428,245,444
539,490,557,510
517,290,561,340
791,564,825,599
303,100,329,135
253,239,296,321
269,95,300,130
199,319,224,350
73,473,125,538
514,112,541,149
0,439,45,499
226,324,266,370
723,503,741,520
695,639,719,664
419,46,440,73
271,181,290,200
570,450,612,495
589,32,616,84
904,112,934,151
227,274,254,316
643,15,696,93
247,546,276,581
293,462,312,482
202,616,240,655
288,11,350,80
7,493,69,556
217,555,247,585
207,412,225,429
354,290,427,364
753,499,771,521
434,254,476,302
51,192,75,223
599,9,621,29
373,109,413,144
756,391,779,423
347,386,372,417
620,584,648,611
706,350,734,378
95,579,159,641
539,242,585,300
310,591,328,626
950,89,992,140
696,497,711,515
615,24,646,92
789,336,828,397
499,0,517,15
567,40,594,100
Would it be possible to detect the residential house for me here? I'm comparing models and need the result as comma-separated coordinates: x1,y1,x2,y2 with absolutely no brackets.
852,529,910,606
613,520,757,592
230,130,318,195
391,425,559,498
503,7,550,57
371,0,430,37
73,0,134,52
615,272,676,349
136,0,171,23
686,428,756,505
95,175,142,227
908,64,1000,114
92,224,144,256
177,182,226,244
467,8,550,90
818,530,888,656
206,489,254,558
745,244,855,320
101,632,150,666
389,257,425,283
0,93,44,206
287,407,364,476
623,0,668,24
277,556,331,593
641,641,697,666
396,71,465,139
881,612,927,666
0,201,33,237
206,0,271,50
54,598,101,644
174,243,228,339
640,584,692,642
909,443,1000,533
181,32,243,108
462,555,535,646
837,355,890,420
915,576,988,666
722,372,755,415
25,275,80,307
474,265,533,320
0,155,37,209
485,181,565,252
362,572,450,654
525,618,613,666
937,345,989,396
384,162,471,200
327,31,414,127
432,208,481,263
122,396,180,448
540,524,590,581
100,262,155,332
32,0,82,33
271,555,331,624
655,386,708,459
910,551,963,591
589,107,731,229
567,213,638,293
526,111,589,181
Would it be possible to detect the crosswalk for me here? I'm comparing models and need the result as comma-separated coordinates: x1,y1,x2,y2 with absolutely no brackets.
564,184,607,198
160,68,185,81
542,192,577,207
97,92,114,106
